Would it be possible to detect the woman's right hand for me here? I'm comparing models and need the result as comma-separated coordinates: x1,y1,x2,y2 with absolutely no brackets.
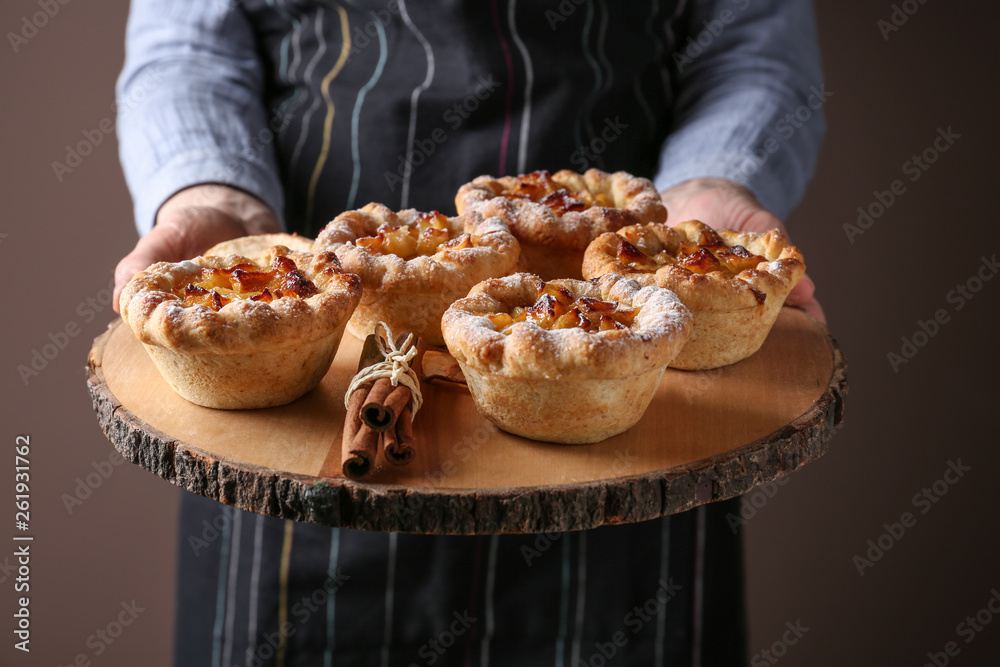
113,184,282,313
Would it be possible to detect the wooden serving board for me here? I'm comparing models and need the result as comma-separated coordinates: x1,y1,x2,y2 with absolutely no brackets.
87,308,846,534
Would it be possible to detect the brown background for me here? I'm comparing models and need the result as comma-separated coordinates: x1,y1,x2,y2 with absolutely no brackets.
1,0,997,665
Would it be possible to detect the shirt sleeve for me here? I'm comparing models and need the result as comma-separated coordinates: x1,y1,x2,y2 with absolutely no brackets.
116,0,286,235
653,0,827,220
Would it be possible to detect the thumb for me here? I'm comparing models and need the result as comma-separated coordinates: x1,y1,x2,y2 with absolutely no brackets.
113,224,185,314
113,207,256,313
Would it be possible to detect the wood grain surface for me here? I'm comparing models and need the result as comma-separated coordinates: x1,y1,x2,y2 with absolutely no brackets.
87,308,847,534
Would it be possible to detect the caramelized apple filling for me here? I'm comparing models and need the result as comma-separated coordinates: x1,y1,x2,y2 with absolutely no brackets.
176,255,318,311
615,227,767,276
500,170,613,215
355,211,472,260
487,281,639,334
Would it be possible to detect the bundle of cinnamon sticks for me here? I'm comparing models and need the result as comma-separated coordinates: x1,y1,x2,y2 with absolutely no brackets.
342,334,422,479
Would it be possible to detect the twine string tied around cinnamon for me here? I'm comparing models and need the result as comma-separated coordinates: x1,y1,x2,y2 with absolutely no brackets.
343,322,424,416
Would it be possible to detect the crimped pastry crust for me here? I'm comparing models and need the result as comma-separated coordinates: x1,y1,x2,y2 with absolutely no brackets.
206,232,313,260
582,220,805,370
119,246,362,408
454,169,666,279
441,272,692,443
314,203,519,346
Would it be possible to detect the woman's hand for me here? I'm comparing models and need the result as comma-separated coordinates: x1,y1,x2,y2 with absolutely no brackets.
113,184,282,313
659,178,824,323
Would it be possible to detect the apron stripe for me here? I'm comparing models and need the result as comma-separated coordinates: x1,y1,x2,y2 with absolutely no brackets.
655,515,671,667
554,536,570,667
462,537,486,666
480,535,500,667
244,514,265,667
324,528,342,667
380,532,399,667
691,505,706,667
275,0,307,121
221,510,243,667
569,532,587,667
347,10,388,210
490,0,515,176
305,4,351,227
398,0,436,209
290,8,330,186
210,506,233,667
633,0,660,136
507,0,533,173
276,520,295,667
574,0,601,153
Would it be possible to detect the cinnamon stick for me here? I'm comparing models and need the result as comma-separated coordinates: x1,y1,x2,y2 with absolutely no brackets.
384,405,416,465
340,330,424,476
342,388,378,479
382,385,412,423
359,334,421,430
361,378,396,430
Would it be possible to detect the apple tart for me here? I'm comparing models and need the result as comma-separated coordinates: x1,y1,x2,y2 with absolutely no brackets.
441,272,692,444
582,220,805,370
454,169,666,280
119,246,362,409
314,203,519,347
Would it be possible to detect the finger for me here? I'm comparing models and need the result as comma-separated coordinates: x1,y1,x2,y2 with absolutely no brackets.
739,208,787,236
797,298,826,324
785,273,815,307
112,226,183,314
783,274,825,323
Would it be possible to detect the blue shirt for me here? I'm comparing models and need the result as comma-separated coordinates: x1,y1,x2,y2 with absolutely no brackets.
117,0,825,235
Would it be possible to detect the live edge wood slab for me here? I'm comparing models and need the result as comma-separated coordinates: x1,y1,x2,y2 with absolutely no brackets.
86,308,846,535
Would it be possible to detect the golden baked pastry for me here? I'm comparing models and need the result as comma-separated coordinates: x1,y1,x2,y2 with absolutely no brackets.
582,220,805,370
454,169,666,280
119,246,362,409
314,203,519,347
441,272,692,444
205,232,313,261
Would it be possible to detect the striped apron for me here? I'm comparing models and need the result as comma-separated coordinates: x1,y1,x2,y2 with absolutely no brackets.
175,1,747,664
